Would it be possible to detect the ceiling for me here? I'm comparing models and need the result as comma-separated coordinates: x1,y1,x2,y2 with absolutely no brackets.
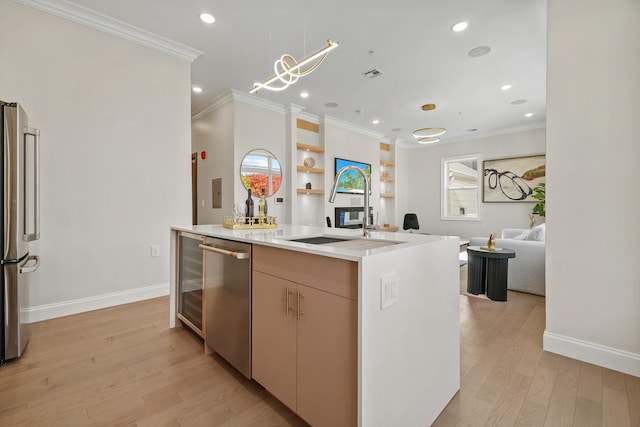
67,0,547,147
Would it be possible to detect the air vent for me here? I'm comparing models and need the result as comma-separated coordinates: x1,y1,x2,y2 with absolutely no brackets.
362,68,384,79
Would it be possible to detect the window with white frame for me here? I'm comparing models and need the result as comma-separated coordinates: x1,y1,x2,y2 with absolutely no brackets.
442,155,481,220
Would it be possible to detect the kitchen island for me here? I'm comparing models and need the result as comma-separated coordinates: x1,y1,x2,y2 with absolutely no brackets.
169,224,460,427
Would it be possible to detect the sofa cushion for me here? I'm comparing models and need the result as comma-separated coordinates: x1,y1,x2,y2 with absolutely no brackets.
527,223,545,241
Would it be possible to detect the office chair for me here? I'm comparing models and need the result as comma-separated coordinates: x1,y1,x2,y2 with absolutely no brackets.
403,213,419,233
326,216,332,227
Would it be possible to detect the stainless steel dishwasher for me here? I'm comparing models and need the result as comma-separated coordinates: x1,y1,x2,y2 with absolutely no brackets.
200,237,252,378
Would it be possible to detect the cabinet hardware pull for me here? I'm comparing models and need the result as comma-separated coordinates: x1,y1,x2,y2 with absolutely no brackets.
285,287,293,316
297,292,304,320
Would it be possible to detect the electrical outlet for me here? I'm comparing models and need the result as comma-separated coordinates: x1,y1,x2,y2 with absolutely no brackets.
380,272,399,309
151,245,160,257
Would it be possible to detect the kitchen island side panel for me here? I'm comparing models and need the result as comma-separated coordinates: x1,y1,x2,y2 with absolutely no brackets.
359,237,460,427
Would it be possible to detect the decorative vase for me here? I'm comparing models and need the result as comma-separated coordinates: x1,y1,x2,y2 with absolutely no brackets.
303,156,315,168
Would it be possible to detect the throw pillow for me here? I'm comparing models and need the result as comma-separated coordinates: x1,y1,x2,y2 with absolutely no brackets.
527,223,546,241
513,230,530,240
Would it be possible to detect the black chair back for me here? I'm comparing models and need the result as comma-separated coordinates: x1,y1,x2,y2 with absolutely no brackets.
403,213,419,232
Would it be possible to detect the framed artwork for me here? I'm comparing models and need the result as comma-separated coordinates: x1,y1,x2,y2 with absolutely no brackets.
482,155,545,202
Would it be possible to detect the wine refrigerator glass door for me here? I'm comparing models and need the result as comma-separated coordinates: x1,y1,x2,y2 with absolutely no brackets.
177,232,204,336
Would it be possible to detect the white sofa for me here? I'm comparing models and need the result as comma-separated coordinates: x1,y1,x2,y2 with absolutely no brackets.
469,225,545,296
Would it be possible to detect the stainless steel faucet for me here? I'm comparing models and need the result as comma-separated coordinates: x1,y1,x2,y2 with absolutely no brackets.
329,165,373,237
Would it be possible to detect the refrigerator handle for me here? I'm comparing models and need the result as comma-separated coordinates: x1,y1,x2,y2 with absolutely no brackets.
19,255,40,274
23,127,40,242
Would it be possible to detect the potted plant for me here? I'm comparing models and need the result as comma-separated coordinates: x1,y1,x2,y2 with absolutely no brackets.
531,182,545,217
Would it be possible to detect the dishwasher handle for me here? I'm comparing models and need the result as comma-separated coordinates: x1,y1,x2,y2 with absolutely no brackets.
199,244,250,260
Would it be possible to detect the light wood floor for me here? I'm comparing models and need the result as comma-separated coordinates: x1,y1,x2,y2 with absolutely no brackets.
0,270,637,426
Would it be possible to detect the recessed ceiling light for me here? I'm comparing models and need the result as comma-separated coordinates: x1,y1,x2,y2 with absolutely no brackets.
418,137,440,144
192,86,203,93
299,91,309,98
468,46,491,58
199,13,215,24
524,112,534,117
325,102,338,108
451,22,468,32
372,119,380,125
421,103,436,111
500,84,512,91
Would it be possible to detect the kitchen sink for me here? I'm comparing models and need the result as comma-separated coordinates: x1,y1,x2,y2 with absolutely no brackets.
288,236,352,245
287,235,402,250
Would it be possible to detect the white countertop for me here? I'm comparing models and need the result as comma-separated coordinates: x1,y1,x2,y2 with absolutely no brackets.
171,224,456,261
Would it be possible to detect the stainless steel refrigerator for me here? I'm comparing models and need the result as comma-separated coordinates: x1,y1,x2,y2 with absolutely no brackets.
1,101,40,364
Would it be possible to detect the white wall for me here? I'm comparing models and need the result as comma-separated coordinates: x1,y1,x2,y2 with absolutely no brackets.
0,1,192,319
404,128,546,238
545,0,640,376
192,101,235,225
234,101,287,221
192,96,288,224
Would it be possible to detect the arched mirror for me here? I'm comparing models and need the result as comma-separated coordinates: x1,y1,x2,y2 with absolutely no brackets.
240,149,282,197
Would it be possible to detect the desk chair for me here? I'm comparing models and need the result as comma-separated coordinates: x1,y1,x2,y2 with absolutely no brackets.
403,213,419,233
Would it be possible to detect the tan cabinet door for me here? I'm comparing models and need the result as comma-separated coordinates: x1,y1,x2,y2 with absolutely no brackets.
296,284,358,427
251,271,297,411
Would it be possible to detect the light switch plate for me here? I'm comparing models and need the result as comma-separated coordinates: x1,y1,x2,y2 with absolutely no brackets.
380,272,399,309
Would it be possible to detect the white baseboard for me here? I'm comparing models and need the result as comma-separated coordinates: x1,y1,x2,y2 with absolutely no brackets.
23,283,170,323
543,330,640,377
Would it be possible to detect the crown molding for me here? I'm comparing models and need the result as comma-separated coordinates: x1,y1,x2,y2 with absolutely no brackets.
297,110,319,125
230,89,286,115
14,0,202,62
192,89,290,121
191,90,234,121
322,115,386,140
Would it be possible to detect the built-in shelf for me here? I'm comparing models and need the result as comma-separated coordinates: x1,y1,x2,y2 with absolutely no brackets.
380,160,395,167
297,189,324,195
379,225,399,232
380,194,395,198
297,166,325,174
296,118,319,133
296,143,324,153
381,177,395,182
380,142,391,152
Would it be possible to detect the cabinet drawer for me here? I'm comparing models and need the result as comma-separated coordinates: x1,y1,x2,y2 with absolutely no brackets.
253,245,358,301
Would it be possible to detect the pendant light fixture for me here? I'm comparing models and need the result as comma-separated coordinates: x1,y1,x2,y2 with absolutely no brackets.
413,103,446,143
249,40,339,93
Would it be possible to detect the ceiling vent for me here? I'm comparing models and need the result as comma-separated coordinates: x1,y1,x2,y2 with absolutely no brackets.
362,68,384,79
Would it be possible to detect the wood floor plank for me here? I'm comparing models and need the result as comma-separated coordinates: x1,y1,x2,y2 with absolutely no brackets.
484,372,533,426
573,396,602,427
578,362,603,403
603,386,631,427
625,374,640,427
544,357,580,426
515,398,549,426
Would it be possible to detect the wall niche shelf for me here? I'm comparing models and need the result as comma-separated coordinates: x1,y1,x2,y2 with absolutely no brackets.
296,166,324,174
380,177,395,182
380,194,395,199
296,143,324,153
297,189,324,195
380,160,395,167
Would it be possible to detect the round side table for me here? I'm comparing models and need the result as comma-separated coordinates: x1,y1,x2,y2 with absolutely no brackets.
466,246,516,301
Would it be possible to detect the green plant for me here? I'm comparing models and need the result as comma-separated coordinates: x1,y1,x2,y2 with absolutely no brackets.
531,182,545,217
